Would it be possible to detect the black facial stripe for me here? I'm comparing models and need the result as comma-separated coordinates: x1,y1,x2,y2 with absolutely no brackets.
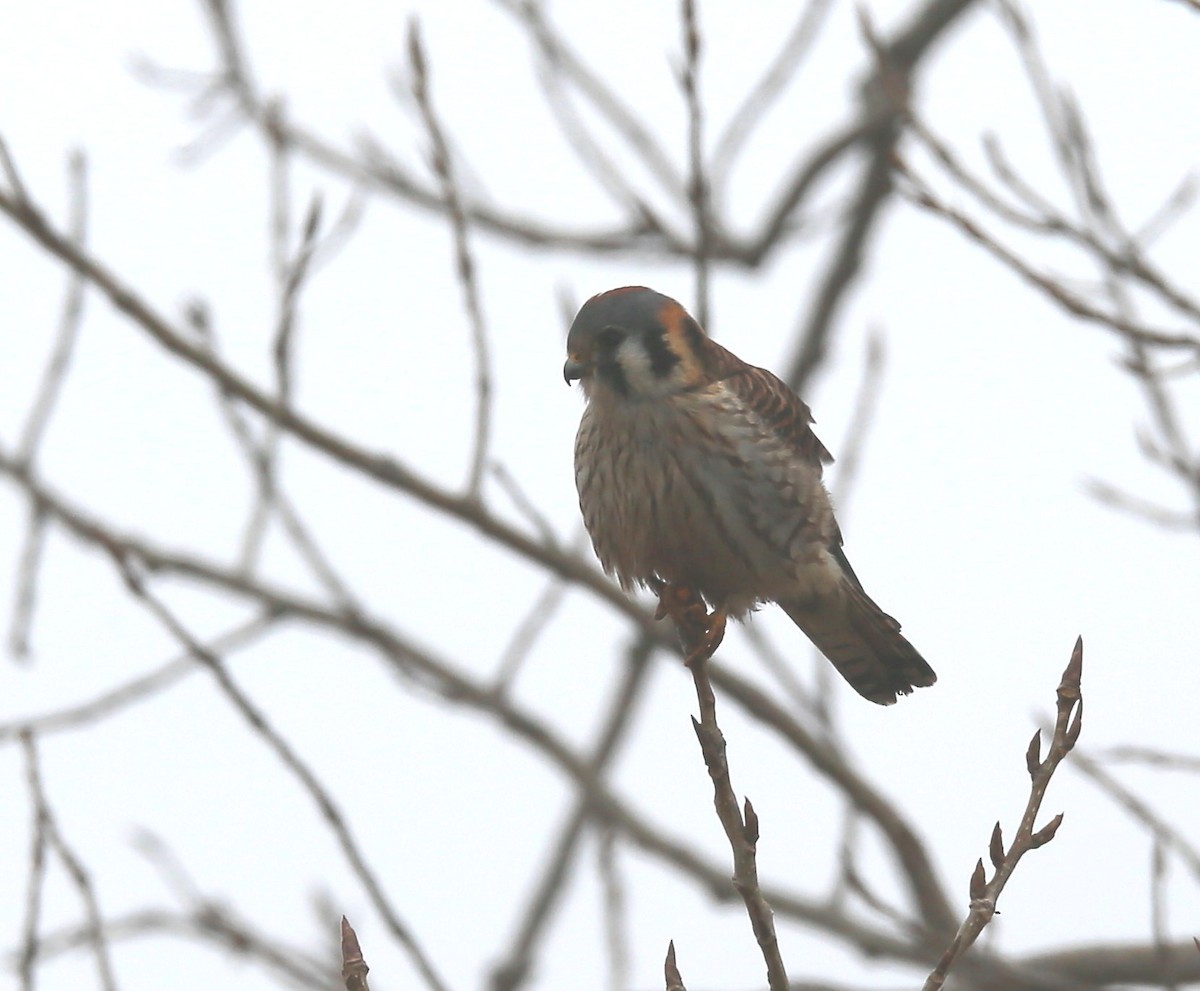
641,327,680,378
591,326,630,395
596,356,630,396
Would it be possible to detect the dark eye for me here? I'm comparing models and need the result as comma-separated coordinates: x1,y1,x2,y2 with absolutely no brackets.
595,327,624,352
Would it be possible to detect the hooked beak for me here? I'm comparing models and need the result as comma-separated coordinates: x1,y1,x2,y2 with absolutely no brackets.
563,355,589,384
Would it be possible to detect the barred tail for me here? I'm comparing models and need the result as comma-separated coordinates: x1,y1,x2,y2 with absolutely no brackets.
779,581,936,705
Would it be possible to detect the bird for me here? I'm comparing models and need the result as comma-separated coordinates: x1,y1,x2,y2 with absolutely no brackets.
563,286,936,705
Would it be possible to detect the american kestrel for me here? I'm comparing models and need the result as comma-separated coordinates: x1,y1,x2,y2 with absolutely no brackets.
563,286,936,705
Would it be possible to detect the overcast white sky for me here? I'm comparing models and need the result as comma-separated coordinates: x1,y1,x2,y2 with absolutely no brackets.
2,2,1200,990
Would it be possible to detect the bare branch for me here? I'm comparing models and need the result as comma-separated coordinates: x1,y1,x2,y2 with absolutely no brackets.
491,0,686,203
196,323,361,609
655,582,789,991
0,614,273,743
679,0,711,328
896,169,1200,352
15,152,88,463
1094,745,1200,772
0,441,942,965
109,557,453,991
1151,841,1179,991
14,900,334,990
1015,939,1200,985
238,174,323,576
19,730,118,991
9,151,88,658
489,637,653,991
710,0,835,182
0,180,640,619
3,6,1194,987
17,760,47,991
923,638,1083,989
0,133,32,204
406,22,493,499
492,576,570,691
597,826,630,991
1073,749,1200,883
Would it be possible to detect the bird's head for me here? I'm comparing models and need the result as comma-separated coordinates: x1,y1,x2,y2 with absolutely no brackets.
564,286,708,399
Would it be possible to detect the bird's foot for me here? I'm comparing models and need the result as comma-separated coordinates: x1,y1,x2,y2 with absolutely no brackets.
651,580,727,667
687,607,727,668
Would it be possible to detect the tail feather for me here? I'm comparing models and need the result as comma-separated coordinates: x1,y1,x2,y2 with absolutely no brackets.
779,581,936,705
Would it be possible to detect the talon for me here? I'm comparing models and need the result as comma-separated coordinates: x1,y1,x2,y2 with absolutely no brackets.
652,582,727,666
685,608,727,668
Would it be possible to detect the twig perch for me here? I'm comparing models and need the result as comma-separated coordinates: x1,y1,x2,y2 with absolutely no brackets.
653,581,789,991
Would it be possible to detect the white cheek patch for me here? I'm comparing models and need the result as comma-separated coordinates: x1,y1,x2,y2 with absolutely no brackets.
615,337,678,396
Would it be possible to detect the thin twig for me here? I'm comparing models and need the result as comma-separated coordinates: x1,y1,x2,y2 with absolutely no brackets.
524,33,681,239
688,663,789,991
1151,841,1180,991
490,462,562,550
1085,479,1195,531
9,151,88,658
239,184,324,575
783,8,906,391
0,613,274,742
199,0,256,108
710,623,956,938
109,558,452,991
20,901,334,990
198,331,360,610
492,577,570,691
489,637,653,991
710,0,835,181
923,637,1083,989
655,584,789,991
15,152,88,462
597,825,630,991
341,916,371,991
1095,745,1200,772
19,730,119,991
8,513,47,661
679,0,710,328
777,0,982,388
0,133,32,203
1072,750,1200,883
273,190,322,414
664,941,687,991
830,328,887,510
897,170,1200,352
17,773,47,991
491,0,685,202
737,620,822,725
407,22,493,499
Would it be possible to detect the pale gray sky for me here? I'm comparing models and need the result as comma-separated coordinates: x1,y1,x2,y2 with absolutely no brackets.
2,2,1199,989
